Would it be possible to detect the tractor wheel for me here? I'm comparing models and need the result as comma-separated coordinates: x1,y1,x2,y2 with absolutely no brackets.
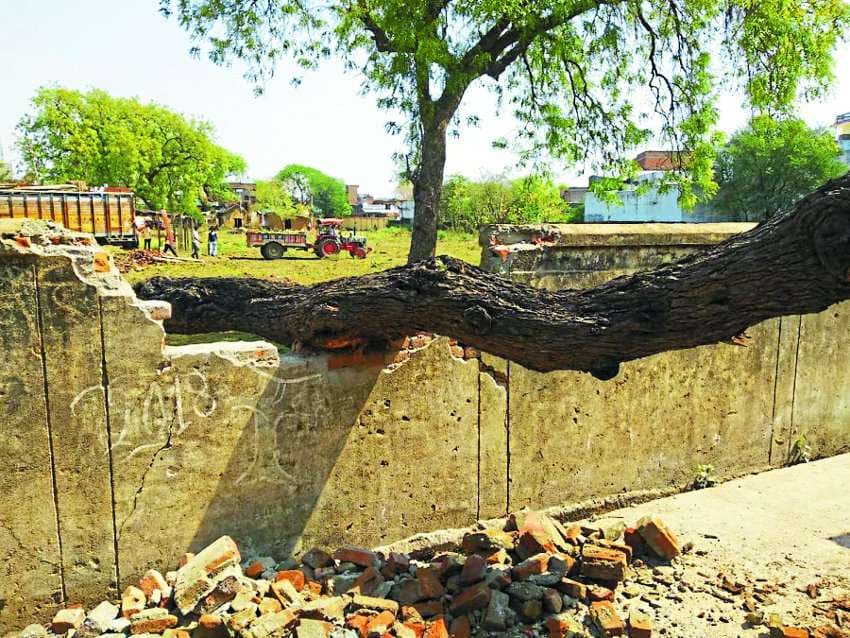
316,239,340,258
261,242,284,260
351,246,368,259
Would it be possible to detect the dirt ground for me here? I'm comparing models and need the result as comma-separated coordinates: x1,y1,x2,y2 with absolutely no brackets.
571,453,850,637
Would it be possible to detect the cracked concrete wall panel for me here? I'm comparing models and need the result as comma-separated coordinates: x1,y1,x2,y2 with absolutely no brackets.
35,256,117,604
0,259,63,632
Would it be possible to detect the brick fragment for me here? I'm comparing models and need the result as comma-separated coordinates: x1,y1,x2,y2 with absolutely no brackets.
449,582,491,614
544,614,586,638
482,589,510,631
417,566,446,599
139,569,170,600
413,600,443,618
367,610,397,635
173,536,241,615
350,594,400,616
163,629,190,638
635,517,680,561
353,566,384,596
300,596,347,623
245,610,297,638
781,630,810,638
129,608,178,634
200,574,242,614
345,613,371,638
199,614,223,629
554,578,586,601
629,610,653,638
461,529,514,555
580,545,628,582
514,598,543,622
122,585,147,618
302,548,335,569
52,608,85,634
271,578,304,607
296,619,334,638
623,527,646,556
588,585,615,602
423,616,449,638
513,553,550,580
274,570,306,591
381,552,410,578
449,615,471,638
245,560,267,578
590,601,625,637
333,546,380,569
459,555,487,585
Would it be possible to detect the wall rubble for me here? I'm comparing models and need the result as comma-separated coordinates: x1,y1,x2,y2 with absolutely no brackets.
1,219,847,630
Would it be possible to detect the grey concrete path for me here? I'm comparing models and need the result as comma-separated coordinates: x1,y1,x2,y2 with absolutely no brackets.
585,453,850,637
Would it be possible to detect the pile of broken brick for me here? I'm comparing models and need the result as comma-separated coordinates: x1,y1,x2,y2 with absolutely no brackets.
13,511,816,638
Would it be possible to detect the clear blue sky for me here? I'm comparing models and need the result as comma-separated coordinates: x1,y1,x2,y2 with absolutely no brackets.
2,0,848,195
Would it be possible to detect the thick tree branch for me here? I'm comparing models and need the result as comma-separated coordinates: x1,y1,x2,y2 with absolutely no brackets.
136,174,850,379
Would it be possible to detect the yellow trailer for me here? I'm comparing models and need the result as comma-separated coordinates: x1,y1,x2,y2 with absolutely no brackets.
0,189,138,246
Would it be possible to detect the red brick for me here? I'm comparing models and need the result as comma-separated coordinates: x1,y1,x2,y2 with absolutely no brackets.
580,545,628,581
138,570,169,599
629,611,653,638
333,546,380,568
130,611,178,634
413,600,443,618
275,570,306,591
121,585,147,618
367,610,396,635
590,601,625,637
459,555,487,585
51,608,85,634
199,614,223,629
516,512,559,559
623,527,646,557
178,553,194,567
512,553,549,580
402,621,426,637
782,630,810,638
306,580,323,596
345,614,370,638
353,566,384,596
302,548,335,569
381,552,410,578
424,616,449,638
449,582,491,614
401,606,423,622
588,585,615,602
449,615,471,638
636,517,680,561
245,560,266,578
542,588,563,614
417,567,445,599
544,614,585,638
555,577,587,601
598,540,633,563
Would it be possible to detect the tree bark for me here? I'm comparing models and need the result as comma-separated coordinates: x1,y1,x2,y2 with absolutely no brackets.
408,118,451,263
136,173,850,379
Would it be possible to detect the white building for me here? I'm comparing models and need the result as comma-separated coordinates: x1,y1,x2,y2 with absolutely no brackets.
584,171,689,223
836,113,850,165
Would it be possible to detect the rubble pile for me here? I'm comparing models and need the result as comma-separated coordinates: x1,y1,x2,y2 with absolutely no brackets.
10,511,839,638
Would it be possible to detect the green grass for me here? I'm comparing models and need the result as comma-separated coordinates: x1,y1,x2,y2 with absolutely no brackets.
118,226,481,286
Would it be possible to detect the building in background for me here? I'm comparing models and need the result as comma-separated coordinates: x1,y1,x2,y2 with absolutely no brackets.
836,113,850,165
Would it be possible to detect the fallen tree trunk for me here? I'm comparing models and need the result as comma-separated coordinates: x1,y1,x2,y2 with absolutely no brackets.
136,174,850,379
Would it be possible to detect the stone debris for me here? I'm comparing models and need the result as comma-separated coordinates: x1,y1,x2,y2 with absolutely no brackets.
10,510,848,638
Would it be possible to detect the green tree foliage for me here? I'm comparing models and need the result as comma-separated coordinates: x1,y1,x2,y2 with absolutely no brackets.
0,161,12,182
439,174,579,232
160,0,849,260
255,179,304,216
274,164,351,216
16,88,245,215
714,116,847,221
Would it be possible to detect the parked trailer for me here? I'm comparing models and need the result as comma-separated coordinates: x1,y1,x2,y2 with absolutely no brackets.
0,189,138,247
246,219,370,260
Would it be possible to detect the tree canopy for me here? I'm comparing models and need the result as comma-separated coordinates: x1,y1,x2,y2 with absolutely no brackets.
255,178,306,216
713,115,848,222
161,0,848,260
16,88,245,214
440,175,579,232
274,164,351,217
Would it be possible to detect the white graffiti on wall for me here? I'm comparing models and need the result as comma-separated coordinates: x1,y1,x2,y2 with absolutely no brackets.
70,363,328,486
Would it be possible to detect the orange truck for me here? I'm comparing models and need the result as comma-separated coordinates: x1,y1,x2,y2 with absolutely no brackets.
0,188,138,247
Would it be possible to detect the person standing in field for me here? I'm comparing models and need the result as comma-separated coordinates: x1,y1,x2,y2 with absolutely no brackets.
208,225,219,256
161,210,179,256
191,225,201,259
141,222,152,250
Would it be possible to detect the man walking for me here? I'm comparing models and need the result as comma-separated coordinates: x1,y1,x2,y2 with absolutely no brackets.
191,225,201,260
161,211,179,257
208,225,219,257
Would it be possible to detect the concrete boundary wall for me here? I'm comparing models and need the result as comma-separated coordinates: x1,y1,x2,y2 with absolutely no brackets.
1,221,848,630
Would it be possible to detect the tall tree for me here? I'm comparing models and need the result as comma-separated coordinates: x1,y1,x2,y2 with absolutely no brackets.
160,0,848,261
714,115,848,221
255,179,303,216
275,164,352,216
16,88,245,215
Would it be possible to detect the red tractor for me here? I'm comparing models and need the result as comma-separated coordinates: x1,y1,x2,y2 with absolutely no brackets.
246,218,371,260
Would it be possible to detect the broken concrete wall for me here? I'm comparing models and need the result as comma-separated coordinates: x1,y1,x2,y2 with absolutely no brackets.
480,222,850,511
1,219,848,630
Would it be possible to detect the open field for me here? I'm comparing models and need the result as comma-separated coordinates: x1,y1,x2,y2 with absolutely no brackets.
114,226,481,286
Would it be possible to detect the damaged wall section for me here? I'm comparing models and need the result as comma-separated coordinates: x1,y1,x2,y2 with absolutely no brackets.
1,219,849,630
